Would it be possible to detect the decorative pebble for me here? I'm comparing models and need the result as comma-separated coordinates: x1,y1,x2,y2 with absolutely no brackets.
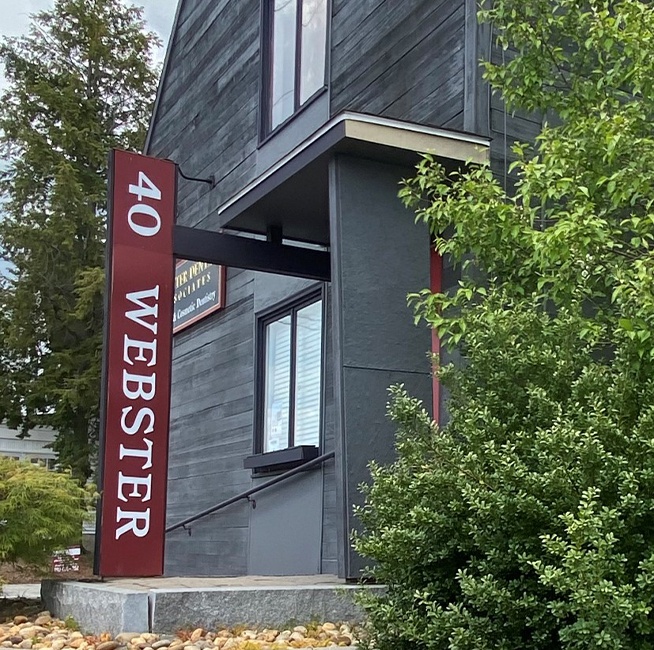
188,631,203,645
219,640,238,650
115,634,140,644
0,615,360,650
33,619,51,628
96,643,121,650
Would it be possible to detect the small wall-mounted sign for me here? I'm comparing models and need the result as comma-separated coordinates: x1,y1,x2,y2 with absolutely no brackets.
173,260,226,334
52,546,81,573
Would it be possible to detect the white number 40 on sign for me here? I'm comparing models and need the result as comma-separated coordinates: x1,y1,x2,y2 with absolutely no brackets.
127,171,163,237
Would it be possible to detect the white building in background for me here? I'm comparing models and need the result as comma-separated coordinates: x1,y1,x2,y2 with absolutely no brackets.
0,421,57,468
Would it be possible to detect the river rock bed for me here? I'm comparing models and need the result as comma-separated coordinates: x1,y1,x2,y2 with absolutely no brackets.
0,614,360,650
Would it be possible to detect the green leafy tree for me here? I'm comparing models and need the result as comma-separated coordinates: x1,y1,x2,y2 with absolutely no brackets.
0,457,92,568
405,0,654,355
354,0,654,648
0,0,160,480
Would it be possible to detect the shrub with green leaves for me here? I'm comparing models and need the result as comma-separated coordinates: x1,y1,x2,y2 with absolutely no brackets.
355,303,654,649
354,0,654,647
0,458,92,567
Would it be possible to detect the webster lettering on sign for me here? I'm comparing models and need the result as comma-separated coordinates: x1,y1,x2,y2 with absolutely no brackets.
173,260,226,333
97,149,175,578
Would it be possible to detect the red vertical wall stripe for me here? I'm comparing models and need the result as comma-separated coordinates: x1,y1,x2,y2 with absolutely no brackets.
430,246,442,424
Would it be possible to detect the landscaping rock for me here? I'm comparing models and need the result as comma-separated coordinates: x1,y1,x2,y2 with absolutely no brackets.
96,643,121,650
0,613,361,650
151,641,170,649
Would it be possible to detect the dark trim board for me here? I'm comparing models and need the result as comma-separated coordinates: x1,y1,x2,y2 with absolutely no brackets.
463,0,491,136
173,226,331,281
244,445,320,472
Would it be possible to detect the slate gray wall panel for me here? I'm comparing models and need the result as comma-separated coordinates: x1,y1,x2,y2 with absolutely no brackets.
342,368,433,577
253,274,318,314
329,155,433,578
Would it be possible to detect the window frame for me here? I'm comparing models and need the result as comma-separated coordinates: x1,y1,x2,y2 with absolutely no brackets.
253,285,325,459
260,0,331,140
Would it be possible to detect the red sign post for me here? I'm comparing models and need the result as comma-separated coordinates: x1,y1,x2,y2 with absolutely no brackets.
97,149,176,576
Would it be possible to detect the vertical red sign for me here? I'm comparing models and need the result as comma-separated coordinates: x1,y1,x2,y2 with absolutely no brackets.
97,149,176,576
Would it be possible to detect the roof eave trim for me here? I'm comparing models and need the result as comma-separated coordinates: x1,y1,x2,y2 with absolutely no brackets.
217,111,490,219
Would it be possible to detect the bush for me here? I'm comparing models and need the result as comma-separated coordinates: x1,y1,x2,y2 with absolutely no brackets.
354,1,654,646
0,458,92,567
354,305,654,650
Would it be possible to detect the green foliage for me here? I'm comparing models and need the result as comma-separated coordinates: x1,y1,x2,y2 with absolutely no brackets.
63,616,81,632
0,457,92,567
355,0,654,648
402,0,654,359
355,307,654,649
0,0,160,480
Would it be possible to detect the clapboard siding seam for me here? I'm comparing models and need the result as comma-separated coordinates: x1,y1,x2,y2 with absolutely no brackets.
331,0,459,101
377,26,465,116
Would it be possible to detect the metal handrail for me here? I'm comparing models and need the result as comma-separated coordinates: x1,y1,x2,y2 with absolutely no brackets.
165,450,335,534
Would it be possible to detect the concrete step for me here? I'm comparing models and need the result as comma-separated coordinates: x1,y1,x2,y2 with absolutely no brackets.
1,583,41,599
41,576,378,635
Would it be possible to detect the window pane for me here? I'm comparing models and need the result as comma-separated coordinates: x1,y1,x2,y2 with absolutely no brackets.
271,0,297,129
263,315,292,452
293,300,322,446
299,0,327,104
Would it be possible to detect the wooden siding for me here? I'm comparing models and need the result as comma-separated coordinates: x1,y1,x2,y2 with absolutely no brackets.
330,0,467,130
147,0,261,232
148,0,477,578
164,267,255,576
147,0,261,576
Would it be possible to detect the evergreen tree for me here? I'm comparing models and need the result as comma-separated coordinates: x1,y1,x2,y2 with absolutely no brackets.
0,0,160,480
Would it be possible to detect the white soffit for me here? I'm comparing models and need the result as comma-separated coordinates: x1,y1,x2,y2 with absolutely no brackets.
343,114,489,165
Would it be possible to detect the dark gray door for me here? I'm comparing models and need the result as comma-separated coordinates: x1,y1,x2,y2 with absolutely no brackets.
248,469,322,575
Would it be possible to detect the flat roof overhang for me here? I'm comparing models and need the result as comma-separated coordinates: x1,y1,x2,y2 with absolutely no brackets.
214,112,490,247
